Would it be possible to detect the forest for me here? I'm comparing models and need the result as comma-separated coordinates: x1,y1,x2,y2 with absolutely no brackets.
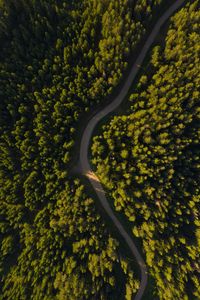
92,1,200,299
0,0,173,299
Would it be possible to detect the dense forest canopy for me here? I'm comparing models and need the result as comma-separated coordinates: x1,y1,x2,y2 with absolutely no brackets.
92,1,200,299
0,0,171,299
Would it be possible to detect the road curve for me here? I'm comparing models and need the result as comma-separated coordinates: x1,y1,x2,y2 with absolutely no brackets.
79,1,185,299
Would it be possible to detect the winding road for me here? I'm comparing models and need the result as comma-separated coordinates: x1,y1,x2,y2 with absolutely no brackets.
79,1,185,299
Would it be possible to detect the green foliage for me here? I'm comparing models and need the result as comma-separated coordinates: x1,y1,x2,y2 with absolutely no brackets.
1,181,140,300
92,2,200,299
0,0,165,298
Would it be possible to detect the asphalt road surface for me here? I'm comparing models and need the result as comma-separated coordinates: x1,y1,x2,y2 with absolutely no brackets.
79,1,185,298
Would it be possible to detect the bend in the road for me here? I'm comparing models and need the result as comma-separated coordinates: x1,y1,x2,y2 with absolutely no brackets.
79,1,185,299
